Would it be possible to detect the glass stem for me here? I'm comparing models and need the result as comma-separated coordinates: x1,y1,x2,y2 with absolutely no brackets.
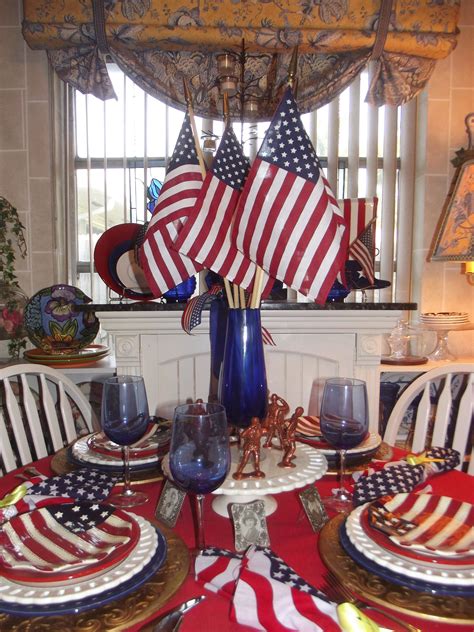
338,449,347,493
195,494,205,551
122,445,134,497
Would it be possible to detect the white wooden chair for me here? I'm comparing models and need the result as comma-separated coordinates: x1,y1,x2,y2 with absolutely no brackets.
0,363,98,474
383,363,474,474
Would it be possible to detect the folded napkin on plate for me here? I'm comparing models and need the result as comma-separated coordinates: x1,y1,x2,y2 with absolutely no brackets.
352,447,460,507
0,468,119,524
196,546,342,631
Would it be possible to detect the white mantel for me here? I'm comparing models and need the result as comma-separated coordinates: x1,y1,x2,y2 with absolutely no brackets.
95,306,407,431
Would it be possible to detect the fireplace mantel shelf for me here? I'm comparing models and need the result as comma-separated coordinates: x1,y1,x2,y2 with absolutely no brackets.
82,301,416,312
92,303,415,431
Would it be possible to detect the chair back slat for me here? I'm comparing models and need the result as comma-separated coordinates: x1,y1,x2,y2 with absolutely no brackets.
451,373,474,472
38,373,64,453
411,383,432,452
19,374,49,459
431,374,453,447
58,382,80,444
0,408,18,473
4,378,32,465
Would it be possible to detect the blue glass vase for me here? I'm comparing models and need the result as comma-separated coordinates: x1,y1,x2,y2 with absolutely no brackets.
162,276,196,303
218,308,268,428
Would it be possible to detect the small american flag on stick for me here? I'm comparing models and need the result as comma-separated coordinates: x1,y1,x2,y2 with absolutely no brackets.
139,111,204,297
348,218,376,285
174,124,274,296
232,87,347,304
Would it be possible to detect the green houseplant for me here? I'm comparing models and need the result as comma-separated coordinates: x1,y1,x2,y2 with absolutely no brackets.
0,196,28,359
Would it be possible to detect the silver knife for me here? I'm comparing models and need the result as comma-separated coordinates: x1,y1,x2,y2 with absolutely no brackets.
150,596,205,632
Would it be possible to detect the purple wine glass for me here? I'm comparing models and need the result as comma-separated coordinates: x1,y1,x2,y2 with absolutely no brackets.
101,375,149,508
319,377,369,513
169,402,230,551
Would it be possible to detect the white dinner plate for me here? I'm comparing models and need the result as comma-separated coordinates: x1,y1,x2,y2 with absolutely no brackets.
345,504,474,586
297,431,382,458
72,434,161,467
0,514,158,604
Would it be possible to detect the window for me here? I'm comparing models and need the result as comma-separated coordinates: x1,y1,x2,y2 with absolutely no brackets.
71,62,416,303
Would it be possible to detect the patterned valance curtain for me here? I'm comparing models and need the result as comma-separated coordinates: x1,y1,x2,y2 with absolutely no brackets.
22,0,460,120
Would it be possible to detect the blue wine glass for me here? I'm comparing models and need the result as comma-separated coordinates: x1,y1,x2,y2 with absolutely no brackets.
319,378,369,513
169,402,230,551
101,375,149,508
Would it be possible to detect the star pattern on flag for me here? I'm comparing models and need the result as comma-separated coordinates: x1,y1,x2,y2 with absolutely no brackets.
263,548,329,601
259,98,320,182
29,468,117,501
168,119,199,171
45,502,114,533
213,132,249,189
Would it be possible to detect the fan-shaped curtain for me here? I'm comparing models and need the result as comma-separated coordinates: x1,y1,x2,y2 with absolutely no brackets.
22,0,460,120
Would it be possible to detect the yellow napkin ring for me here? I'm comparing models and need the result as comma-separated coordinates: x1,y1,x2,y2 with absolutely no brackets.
0,483,28,508
406,452,445,466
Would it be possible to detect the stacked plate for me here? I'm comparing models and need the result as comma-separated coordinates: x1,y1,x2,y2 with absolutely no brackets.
0,501,167,616
24,344,109,368
420,312,469,327
70,422,171,472
340,493,474,596
295,415,382,466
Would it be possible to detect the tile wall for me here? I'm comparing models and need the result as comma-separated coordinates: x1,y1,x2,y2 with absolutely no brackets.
414,0,474,358
0,0,472,358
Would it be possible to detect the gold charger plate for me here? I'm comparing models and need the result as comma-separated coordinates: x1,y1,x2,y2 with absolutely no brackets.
51,446,164,485
319,514,474,625
0,521,189,631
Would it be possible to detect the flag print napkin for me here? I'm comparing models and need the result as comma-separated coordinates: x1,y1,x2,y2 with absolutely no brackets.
0,469,119,524
352,446,460,506
196,546,341,631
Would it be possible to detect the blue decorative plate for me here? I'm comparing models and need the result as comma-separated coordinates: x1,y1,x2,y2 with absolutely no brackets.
0,528,167,616
24,284,99,354
339,522,474,598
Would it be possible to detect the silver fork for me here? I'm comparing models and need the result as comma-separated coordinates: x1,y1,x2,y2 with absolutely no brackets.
323,573,421,632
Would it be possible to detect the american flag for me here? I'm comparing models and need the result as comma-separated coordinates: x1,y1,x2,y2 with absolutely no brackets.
232,87,347,304
353,447,460,506
348,219,376,285
139,112,204,297
195,546,243,596
369,491,472,553
0,502,134,573
174,124,274,296
0,469,118,524
339,198,377,248
232,547,341,631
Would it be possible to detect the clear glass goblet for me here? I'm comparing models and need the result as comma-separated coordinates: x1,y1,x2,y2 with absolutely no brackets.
101,375,149,508
169,402,230,551
319,377,369,513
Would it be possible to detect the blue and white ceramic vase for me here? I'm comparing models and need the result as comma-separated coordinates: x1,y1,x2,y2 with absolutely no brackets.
218,308,268,429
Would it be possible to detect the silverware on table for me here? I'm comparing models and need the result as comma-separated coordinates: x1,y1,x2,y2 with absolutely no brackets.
141,596,206,632
322,572,421,632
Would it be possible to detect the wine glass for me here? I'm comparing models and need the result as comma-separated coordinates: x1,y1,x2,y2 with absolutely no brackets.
101,375,150,508
169,402,230,551
319,377,369,513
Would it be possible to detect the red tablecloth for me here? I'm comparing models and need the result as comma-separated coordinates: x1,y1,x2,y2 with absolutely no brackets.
1,455,472,632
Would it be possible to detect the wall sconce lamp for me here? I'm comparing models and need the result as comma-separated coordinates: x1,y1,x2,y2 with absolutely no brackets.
429,112,474,283
464,261,474,285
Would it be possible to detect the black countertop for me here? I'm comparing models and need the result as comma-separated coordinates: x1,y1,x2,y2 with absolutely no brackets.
80,301,417,312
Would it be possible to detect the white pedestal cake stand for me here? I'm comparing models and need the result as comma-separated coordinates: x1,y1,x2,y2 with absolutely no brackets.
211,443,328,517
